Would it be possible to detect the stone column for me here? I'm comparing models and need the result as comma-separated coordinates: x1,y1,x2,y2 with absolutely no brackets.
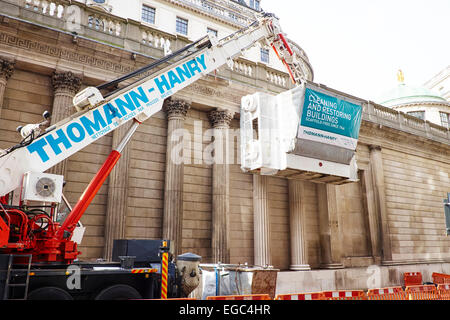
317,183,344,269
162,98,190,256
253,174,271,267
288,179,311,271
369,145,393,264
360,169,382,263
208,109,234,263
49,71,82,177
103,121,133,260
0,58,15,117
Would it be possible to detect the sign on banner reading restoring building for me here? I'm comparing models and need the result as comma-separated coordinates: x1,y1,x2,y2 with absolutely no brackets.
297,84,363,150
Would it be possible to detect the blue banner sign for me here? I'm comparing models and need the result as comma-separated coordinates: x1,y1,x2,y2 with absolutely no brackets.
298,86,363,150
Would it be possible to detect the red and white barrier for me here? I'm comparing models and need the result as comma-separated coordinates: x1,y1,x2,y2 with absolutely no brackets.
322,290,366,300
405,284,436,293
275,292,324,300
367,286,403,295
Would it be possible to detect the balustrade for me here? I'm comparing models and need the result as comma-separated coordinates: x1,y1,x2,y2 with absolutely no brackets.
25,0,65,18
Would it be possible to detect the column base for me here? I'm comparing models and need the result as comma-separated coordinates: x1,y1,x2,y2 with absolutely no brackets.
380,260,397,266
320,263,344,269
290,264,311,271
381,258,447,266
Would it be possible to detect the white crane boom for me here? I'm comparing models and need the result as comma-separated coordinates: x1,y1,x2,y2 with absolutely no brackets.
0,13,302,197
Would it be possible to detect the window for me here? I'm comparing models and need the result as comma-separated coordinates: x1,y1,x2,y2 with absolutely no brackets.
440,112,449,128
407,111,425,120
142,5,156,24
88,16,104,30
207,28,218,38
176,17,188,35
249,0,260,11
260,48,270,63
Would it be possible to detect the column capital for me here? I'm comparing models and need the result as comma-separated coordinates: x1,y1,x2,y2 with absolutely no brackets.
208,109,234,129
0,58,15,81
163,98,191,120
369,144,382,152
51,71,82,94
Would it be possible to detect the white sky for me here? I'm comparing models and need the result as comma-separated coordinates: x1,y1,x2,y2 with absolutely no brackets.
262,0,450,102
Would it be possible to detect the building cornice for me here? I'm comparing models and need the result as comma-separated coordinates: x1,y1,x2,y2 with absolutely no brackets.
391,101,450,109
424,65,450,88
360,120,450,157
160,0,255,28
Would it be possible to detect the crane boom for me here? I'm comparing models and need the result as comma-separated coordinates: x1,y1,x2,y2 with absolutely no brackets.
0,13,301,198
0,12,304,264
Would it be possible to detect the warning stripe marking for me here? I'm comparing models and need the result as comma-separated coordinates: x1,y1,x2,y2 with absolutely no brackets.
161,252,169,299
131,268,158,274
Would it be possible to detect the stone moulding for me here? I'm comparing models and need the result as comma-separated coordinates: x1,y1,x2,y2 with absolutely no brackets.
0,32,135,75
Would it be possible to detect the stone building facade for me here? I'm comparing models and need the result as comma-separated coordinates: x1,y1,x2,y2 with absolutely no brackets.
425,66,450,102
0,0,450,292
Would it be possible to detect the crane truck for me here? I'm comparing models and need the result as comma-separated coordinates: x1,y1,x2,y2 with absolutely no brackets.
0,12,304,300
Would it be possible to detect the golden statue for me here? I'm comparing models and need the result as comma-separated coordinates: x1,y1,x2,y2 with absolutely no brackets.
397,69,405,84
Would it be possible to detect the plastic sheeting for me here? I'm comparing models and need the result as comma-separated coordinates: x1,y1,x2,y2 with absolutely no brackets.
240,82,363,181
201,269,253,299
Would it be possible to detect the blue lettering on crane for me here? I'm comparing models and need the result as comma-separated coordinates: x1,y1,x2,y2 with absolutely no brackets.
154,54,208,94
66,123,85,143
129,86,149,107
46,129,72,156
103,103,122,125
27,139,50,162
80,109,107,135
26,53,208,163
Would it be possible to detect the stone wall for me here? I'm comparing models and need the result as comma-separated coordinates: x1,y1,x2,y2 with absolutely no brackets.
268,176,290,269
2,69,450,266
182,109,213,260
126,111,167,240
0,7,449,272
0,70,53,148
383,147,450,262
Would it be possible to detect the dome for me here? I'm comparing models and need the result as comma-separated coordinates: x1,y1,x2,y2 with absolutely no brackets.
377,70,447,108
378,83,447,108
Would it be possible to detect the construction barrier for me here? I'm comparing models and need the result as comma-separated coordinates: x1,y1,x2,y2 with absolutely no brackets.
437,284,450,300
366,292,407,300
437,284,450,291
198,284,450,301
407,291,439,300
322,290,367,300
275,292,325,300
206,294,271,300
403,272,422,287
405,284,436,292
405,285,438,300
366,286,406,300
367,286,403,295
432,272,450,284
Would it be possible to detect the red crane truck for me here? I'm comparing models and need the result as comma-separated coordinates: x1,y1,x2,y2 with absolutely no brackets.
0,12,303,300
